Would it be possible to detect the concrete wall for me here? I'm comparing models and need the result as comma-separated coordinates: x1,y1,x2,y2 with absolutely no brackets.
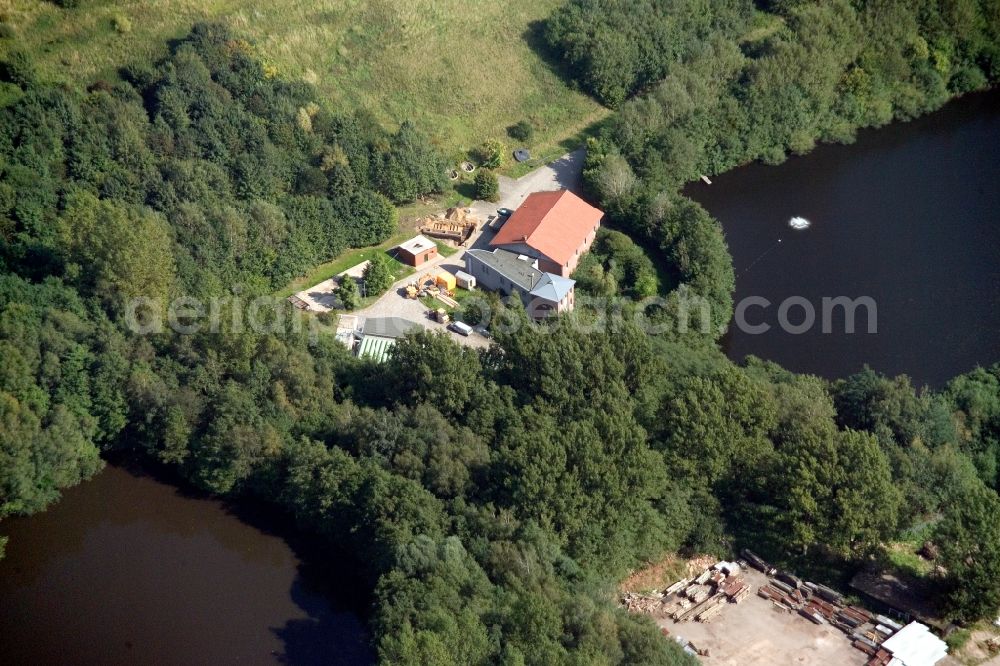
525,289,573,318
465,254,508,294
565,225,598,276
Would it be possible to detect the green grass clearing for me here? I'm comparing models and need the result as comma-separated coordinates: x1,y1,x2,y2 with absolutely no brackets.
274,230,414,298
880,518,939,578
433,239,459,258
884,542,935,577
2,0,607,159
741,10,785,45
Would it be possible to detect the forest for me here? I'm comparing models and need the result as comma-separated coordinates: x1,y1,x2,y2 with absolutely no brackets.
2,1,1000,664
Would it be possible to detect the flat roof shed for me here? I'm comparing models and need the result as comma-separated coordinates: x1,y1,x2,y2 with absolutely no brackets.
362,317,423,339
881,622,948,666
357,335,397,363
396,235,439,267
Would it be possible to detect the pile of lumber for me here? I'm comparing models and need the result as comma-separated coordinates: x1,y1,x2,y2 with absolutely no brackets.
757,583,799,610
685,584,712,603
741,548,776,575
865,648,893,666
640,561,752,624
755,571,907,659
719,577,750,603
621,592,665,615
418,207,479,243
695,596,727,623
673,593,724,622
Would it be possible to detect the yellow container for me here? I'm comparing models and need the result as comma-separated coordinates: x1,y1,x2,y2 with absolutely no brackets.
435,272,457,291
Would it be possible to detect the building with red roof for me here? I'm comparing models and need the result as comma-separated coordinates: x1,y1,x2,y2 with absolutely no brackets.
489,190,603,277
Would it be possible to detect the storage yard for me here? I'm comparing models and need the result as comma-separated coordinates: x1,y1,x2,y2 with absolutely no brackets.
621,552,950,666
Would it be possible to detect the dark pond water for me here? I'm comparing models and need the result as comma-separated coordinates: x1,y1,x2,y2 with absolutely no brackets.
688,88,1000,387
0,463,372,665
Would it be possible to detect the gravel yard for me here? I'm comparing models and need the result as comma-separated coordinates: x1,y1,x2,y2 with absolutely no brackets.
658,569,866,666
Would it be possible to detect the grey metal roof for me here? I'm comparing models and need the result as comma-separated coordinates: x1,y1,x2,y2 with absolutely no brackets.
881,622,948,666
466,248,542,292
529,273,574,303
361,317,423,339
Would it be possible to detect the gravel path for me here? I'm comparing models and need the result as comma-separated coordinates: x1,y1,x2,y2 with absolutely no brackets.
469,148,586,222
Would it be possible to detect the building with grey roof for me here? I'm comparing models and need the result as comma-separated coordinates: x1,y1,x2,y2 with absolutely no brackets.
362,317,423,339
464,249,575,317
356,317,424,363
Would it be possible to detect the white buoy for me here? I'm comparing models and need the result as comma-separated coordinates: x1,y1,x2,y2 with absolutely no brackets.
789,216,811,230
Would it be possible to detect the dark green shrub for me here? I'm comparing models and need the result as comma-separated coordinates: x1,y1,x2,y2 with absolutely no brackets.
0,50,35,87
363,253,395,296
507,120,534,143
337,276,360,310
474,169,500,202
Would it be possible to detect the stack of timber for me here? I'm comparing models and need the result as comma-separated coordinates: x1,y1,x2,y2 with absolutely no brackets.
674,593,724,622
685,584,712,604
758,583,799,610
719,577,751,603
418,207,479,244
695,596,727,623
741,549,775,575
624,559,756,625
866,648,893,666
621,592,665,615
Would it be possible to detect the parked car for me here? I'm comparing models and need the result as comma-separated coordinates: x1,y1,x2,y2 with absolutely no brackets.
448,321,473,337
497,207,514,218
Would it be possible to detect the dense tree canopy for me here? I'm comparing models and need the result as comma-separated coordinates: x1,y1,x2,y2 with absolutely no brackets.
544,0,754,107
0,22,446,298
2,4,1000,661
572,228,658,299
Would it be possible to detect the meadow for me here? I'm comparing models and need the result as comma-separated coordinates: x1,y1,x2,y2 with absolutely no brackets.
1,0,607,160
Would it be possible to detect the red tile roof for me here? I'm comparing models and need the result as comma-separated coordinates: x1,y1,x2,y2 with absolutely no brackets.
490,190,603,266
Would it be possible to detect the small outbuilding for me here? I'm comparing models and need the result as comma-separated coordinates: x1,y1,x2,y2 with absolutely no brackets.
455,270,476,290
396,235,438,267
356,317,424,363
435,271,457,292
880,622,948,666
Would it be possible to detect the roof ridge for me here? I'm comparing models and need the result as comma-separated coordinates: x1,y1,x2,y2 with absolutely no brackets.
489,190,603,266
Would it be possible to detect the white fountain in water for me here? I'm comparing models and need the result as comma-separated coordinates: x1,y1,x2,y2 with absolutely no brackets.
789,216,811,230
